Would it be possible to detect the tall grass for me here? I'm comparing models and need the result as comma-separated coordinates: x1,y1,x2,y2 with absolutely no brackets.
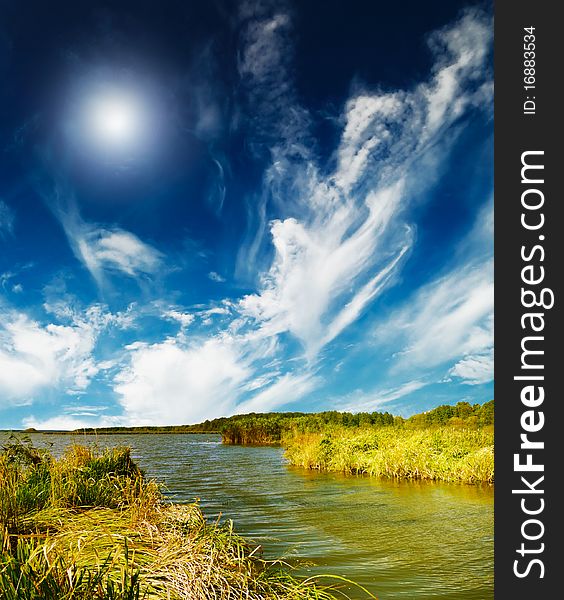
282,426,494,484
221,418,283,445
0,436,366,599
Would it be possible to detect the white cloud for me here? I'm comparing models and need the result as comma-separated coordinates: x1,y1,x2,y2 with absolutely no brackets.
424,9,492,134
37,180,164,287
47,195,164,287
318,237,411,353
375,261,493,382
42,298,135,333
163,309,195,330
73,226,163,285
114,336,252,425
449,350,494,385
0,303,131,406
85,229,162,276
373,198,494,387
239,182,412,357
336,93,403,193
23,414,122,431
238,12,291,80
0,313,98,404
236,8,492,361
111,311,320,424
208,271,226,283
334,8,492,195
341,380,428,413
236,2,311,157
236,372,318,414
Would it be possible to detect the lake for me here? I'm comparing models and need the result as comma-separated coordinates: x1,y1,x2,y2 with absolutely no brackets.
5,432,493,599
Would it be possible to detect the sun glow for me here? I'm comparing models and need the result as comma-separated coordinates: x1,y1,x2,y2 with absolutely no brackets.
64,74,166,166
86,91,144,149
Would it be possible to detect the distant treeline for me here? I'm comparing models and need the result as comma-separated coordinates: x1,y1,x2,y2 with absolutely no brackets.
219,400,493,445
21,400,493,443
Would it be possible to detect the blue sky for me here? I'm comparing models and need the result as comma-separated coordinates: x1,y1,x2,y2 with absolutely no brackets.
0,1,493,429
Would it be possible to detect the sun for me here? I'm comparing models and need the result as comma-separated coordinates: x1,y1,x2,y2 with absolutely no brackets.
65,77,163,164
82,89,147,151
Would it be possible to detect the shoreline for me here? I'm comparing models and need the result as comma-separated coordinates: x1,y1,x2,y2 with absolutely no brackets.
1,438,364,599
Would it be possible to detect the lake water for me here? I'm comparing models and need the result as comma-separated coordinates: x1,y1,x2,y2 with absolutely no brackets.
6,432,494,599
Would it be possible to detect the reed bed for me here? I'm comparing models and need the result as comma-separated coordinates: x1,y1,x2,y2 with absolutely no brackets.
282,426,494,484
0,436,365,599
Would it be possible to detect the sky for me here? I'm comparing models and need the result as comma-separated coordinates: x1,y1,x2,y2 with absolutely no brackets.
0,0,493,430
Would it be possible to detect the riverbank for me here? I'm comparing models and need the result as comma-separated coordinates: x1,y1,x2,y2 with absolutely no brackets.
219,403,494,484
0,436,359,599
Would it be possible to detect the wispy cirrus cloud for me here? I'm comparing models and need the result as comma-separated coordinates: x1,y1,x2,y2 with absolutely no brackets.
35,177,164,289
373,199,494,386
340,380,429,413
236,371,318,414
236,1,311,155
334,8,492,198
234,1,312,284
236,7,492,362
238,183,413,357
60,213,164,287
379,262,493,374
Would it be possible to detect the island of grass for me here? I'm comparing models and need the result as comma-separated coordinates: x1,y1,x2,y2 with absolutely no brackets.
219,401,494,485
0,437,363,599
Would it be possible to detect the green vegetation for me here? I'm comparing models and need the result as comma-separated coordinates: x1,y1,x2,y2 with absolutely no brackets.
283,426,493,484
220,411,395,445
218,401,493,443
0,436,368,599
219,401,494,484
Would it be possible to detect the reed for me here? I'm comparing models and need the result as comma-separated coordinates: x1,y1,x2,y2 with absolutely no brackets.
282,426,494,484
0,436,367,599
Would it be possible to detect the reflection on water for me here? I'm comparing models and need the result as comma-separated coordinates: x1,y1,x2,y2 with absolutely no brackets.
6,433,493,599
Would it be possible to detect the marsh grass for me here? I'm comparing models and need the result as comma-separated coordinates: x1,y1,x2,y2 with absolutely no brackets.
282,426,494,484
1,436,368,599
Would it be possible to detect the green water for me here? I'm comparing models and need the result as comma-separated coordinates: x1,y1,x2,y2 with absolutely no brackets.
8,433,493,599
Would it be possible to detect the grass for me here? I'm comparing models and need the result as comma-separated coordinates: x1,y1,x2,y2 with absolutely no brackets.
282,426,494,484
214,403,494,485
0,435,372,599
